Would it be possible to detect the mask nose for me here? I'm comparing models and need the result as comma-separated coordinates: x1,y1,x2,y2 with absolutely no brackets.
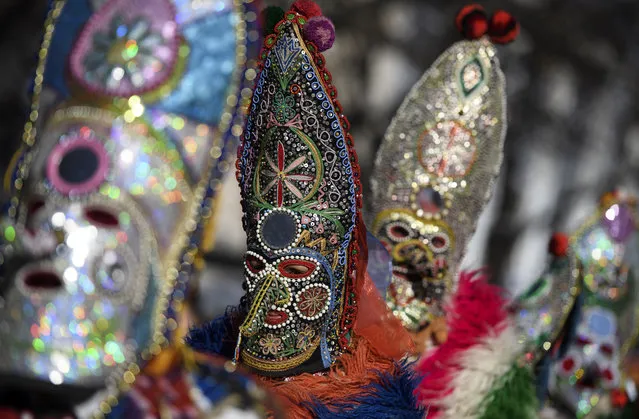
22,270,64,291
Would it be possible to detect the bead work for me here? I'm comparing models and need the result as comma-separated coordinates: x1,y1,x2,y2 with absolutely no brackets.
235,8,363,376
370,37,507,332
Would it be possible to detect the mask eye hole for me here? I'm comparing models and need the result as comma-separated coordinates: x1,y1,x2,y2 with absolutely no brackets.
84,207,120,228
245,253,266,274
576,336,592,346
278,259,317,279
600,343,615,357
429,233,450,253
387,222,412,242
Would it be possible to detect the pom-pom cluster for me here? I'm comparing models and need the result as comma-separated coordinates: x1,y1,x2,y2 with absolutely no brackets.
456,4,519,44
262,0,336,52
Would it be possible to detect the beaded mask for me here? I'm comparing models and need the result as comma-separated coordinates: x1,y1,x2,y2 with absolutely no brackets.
548,193,639,416
235,4,364,377
370,6,514,332
0,0,257,404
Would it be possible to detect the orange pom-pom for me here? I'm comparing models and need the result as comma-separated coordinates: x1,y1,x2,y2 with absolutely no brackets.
290,0,322,18
489,10,519,44
548,233,569,257
455,4,488,40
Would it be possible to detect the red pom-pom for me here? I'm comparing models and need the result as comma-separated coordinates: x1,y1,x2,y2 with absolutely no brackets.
455,4,488,40
290,0,322,18
548,233,569,257
489,10,519,44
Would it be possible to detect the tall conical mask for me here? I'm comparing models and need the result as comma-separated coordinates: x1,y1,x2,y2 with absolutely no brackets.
0,0,259,412
234,1,366,377
370,5,517,333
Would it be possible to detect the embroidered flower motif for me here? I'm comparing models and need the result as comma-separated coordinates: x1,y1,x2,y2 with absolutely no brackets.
296,327,316,351
84,15,167,90
258,333,282,356
274,91,297,123
262,141,314,206
297,286,329,318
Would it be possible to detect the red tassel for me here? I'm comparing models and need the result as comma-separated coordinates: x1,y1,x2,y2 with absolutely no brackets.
488,10,520,44
455,4,489,40
548,232,569,257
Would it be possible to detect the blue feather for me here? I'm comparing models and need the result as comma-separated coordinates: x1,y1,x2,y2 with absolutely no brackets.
185,306,241,357
305,361,426,419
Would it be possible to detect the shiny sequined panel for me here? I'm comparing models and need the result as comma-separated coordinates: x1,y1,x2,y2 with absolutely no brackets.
32,106,192,254
236,20,356,376
370,38,506,331
514,250,580,355
0,191,158,386
0,0,257,412
549,199,639,417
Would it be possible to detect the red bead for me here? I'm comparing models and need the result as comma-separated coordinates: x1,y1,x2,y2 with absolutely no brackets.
548,232,569,257
455,4,488,40
489,10,520,44
602,368,614,381
290,0,322,19
611,388,629,408
562,357,575,372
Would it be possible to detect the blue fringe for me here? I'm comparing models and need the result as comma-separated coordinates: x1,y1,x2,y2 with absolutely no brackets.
305,361,426,419
185,306,241,358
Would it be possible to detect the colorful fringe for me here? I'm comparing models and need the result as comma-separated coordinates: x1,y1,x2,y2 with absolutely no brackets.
267,336,425,418
416,270,537,419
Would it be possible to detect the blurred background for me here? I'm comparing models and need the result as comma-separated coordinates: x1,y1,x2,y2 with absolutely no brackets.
1,0,639,327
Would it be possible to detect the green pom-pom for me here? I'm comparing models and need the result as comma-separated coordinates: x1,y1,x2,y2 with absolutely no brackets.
261,6,285,36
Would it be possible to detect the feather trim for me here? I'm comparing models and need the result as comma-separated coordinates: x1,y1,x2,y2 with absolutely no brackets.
185,306,242,358
263,336,424,418
416,270,536,419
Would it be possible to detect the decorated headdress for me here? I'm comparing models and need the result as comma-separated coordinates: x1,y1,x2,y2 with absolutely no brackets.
0,0,262,414
534,191,639,417
231,0,368,378
369,4,517,334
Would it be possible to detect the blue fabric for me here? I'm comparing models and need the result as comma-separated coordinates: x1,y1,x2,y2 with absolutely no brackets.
305,361,426,419
185,305,240,357
153,11,237,125
44,0,93,98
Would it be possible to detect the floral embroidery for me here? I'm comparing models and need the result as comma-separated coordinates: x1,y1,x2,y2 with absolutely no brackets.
258,333,282,355
297,286,329,318
262,141,314,206
274,91,296,123
296,327,316,351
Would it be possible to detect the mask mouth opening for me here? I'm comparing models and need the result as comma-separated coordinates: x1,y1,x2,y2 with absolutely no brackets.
22,270,64,291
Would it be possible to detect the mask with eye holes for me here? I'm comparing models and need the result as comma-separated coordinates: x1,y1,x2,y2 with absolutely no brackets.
370,36,508,334
371,210,453,331
0,0,257,399
234,10,364,378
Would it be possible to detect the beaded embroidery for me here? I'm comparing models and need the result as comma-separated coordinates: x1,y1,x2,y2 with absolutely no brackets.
235,9,363,376
370,37,507,332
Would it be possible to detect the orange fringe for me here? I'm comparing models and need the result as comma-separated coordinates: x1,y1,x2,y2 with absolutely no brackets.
262,336,400,418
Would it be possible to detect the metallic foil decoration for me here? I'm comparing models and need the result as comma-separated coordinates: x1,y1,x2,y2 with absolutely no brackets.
0,0,267,416
514,248,581,360
548,195,639,417
515,192,639,417
370,37,507,333
235,9,364,377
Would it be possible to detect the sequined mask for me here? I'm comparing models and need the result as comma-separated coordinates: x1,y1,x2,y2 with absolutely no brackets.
549,197,639,416
0,0,256,404
370,37,507,332
235,11,362,377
